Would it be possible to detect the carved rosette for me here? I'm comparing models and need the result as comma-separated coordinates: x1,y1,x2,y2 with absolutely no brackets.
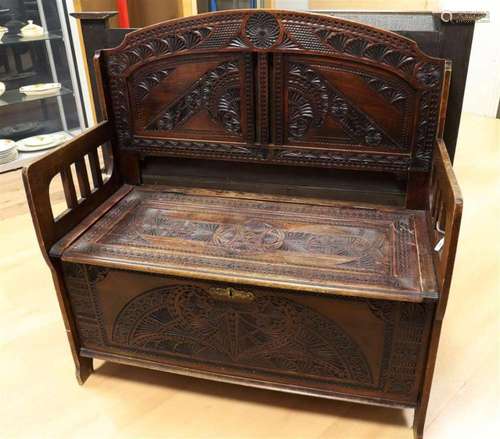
212,220,285,252
416,63,441,88
245,12,280,49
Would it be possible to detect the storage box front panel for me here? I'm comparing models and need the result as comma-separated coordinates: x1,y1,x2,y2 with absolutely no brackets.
63,263,433,404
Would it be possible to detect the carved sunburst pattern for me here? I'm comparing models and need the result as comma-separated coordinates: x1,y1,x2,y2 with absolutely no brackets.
245,12,280,49
112,285,373,385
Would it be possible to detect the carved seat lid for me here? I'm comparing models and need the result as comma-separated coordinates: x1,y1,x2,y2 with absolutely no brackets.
58,186,437,302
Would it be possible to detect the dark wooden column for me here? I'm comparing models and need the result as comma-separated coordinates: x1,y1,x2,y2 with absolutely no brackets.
437,12,486,161
70,12,134,122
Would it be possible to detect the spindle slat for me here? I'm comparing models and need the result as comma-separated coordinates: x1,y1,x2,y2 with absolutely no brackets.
60,167,78,209
75,158,91,198
88,149,103,188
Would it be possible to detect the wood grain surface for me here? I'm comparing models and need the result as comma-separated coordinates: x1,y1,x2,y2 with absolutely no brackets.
58,186,437,301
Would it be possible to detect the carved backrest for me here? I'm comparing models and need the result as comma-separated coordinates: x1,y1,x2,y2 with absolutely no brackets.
96,10,449,189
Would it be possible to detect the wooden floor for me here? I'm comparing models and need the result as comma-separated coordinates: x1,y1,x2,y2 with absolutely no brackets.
1,113,498,439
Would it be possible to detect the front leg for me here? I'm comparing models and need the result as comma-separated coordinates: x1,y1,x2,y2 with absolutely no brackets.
412,318,444,439
76,356,94,385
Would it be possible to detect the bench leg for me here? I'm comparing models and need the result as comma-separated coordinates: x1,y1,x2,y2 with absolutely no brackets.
75,356,93,385
412,318,444,439
413,404,427,439
50,262,94,385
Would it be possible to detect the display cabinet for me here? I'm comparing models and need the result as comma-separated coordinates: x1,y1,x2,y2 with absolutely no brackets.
0,0,86,173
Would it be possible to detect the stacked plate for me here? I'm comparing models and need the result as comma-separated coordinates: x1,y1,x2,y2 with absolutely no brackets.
16,132,72,152
20,82,61,96
0,139,18,165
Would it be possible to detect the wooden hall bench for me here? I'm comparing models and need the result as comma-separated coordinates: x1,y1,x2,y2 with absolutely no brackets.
23,10,462,439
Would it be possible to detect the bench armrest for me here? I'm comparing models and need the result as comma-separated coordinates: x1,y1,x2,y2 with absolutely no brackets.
427,139,463,319
23,121,121,263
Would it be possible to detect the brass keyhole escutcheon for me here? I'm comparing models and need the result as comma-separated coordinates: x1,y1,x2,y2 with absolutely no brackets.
208,286,255,303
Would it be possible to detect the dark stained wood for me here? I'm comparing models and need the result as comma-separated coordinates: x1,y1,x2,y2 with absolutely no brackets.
22,121,122,388
80,348,415,409
74,158,92,199
97,10,447,184
22,121,121,257
60,166,79,209
72,10,484,162
87,149,104,188
141,157,408,206
413,139,462,439
63,264,434,406
58,186,437,302
427,139,463,319
24,11,464,439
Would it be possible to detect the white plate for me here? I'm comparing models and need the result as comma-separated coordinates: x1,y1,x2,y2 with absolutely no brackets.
23,133,65,147
0,139,17,153
16,132,71,152
0,150,18,164
19,83,61,96
0,149,16,157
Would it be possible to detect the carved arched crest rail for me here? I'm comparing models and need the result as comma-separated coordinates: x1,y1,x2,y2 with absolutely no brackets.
97,10,449,174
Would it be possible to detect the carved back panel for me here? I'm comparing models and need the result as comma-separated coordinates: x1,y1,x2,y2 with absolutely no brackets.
97,10,448,175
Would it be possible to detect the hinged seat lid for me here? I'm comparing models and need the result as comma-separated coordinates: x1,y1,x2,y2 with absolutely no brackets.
55,186,438,302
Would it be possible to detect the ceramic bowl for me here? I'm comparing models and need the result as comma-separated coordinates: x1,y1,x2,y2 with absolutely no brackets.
19,20,44,38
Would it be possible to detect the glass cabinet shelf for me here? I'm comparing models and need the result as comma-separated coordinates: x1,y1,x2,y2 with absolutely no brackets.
0,32,63,45
0,87,73,107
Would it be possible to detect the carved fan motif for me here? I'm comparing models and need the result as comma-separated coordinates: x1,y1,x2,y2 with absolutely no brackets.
146,61,242,135
316,29,416,75
287,62,399,148
112,285,373,385
134,68,174,101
